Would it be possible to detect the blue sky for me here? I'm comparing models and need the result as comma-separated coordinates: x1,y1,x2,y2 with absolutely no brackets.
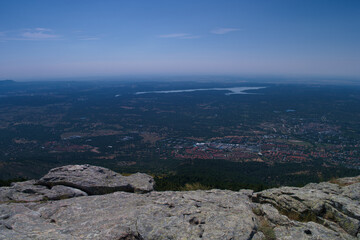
0,0,359,80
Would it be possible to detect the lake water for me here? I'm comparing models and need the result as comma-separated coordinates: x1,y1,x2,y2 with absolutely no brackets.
135,87,266,95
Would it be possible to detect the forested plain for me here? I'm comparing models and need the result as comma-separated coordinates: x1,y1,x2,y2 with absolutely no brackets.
1,80,360,190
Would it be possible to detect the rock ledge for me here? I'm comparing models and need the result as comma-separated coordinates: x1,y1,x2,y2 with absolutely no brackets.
0,165,359,240
38,164,155,194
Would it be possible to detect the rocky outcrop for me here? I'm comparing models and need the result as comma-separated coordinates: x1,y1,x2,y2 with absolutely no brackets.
0,164,154,202
0,164,359,239
38,164,155,194
0,180,88,202
252,181,360,238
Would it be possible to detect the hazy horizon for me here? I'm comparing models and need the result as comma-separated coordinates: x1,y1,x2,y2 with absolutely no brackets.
2,74,360,86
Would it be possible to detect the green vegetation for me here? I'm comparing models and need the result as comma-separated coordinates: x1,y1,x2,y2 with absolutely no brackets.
324,210,335,221
180,182,211,191
278,209,318,223
329,177,360,187
0,178,27,187
258,218,276,240
252,207,264,216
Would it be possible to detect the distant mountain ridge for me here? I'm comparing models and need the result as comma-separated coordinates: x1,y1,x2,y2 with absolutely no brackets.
0,164,359,239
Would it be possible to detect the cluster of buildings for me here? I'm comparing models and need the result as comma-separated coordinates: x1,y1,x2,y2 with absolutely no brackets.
160,132,359,168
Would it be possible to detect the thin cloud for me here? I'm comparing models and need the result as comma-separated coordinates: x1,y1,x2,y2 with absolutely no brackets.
158,33,200,39
22,31,59,40
211,28,240,35
0,28,61,41
34,28,52,32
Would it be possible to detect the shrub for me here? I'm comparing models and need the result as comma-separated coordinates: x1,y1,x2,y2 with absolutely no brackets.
258,219,276,240
180,182,211,191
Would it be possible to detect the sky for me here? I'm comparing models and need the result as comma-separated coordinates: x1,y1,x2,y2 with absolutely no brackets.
0,0,360,80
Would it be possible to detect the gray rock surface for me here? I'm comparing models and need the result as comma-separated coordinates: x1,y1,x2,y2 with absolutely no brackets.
0,165,359,239
38,164,155,194
0,164,154,202
252,176,360,238
274,221,349,240
0,189,348,240
0,190,257,239
0,180,88,202
343,183,360,201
